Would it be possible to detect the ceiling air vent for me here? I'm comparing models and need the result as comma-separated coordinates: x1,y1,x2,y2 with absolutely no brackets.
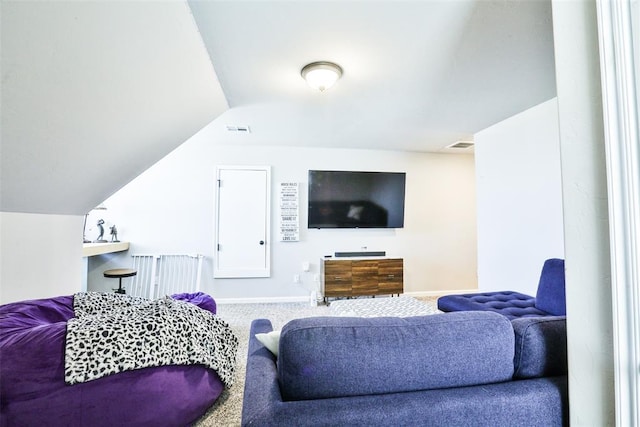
447,141,474,149
226,125,251,133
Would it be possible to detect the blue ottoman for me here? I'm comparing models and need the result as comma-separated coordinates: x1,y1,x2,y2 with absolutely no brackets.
437,259,566,319
437,291,549,319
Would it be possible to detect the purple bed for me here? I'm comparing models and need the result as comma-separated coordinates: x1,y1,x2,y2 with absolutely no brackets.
0,292,226,426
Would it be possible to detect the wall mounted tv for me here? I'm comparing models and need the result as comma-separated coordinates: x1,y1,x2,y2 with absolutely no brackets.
308,170,406,229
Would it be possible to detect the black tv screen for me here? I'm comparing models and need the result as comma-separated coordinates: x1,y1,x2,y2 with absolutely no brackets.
308,170,406,228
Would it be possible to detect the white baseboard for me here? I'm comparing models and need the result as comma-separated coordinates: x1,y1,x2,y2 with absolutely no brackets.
215,295,311,305
215,289,478,304
403,289,477,297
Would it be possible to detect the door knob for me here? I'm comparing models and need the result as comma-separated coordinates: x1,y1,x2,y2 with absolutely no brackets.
259,240,265,245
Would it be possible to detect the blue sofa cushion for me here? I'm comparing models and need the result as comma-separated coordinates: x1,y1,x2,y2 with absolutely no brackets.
277,311,515,401
535,258,566,316
513,316,567,379
437,291,549,319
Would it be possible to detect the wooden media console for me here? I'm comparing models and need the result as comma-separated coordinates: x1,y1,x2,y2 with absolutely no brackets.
321,258,403,301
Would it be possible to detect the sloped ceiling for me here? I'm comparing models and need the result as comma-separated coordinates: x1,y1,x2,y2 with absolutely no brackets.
189,0,556,153
1,0,556,216
1,1,228,215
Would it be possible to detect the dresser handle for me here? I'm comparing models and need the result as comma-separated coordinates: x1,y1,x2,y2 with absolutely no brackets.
388,274,395,278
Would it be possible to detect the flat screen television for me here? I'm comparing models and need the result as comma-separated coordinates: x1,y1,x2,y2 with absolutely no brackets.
308,170,406,229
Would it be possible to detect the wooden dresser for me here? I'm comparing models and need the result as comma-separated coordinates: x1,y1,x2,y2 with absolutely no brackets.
322,258,403,301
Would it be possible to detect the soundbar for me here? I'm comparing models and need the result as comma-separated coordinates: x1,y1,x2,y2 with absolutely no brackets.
334,251,386,258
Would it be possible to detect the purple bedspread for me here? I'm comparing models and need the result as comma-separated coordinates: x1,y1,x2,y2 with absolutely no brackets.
0,292,224,426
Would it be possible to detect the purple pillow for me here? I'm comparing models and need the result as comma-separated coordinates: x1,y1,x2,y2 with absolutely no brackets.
171,291,216,314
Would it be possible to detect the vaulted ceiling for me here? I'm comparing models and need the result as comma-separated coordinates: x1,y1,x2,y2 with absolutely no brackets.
0,0,556,216
1,1,228,215
189,0,556,153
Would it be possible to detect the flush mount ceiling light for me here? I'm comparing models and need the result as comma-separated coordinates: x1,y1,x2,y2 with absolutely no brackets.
301,61,343,92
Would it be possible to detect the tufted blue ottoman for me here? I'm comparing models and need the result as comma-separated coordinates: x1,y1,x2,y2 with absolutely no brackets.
437,259,566,320
437,291,549,319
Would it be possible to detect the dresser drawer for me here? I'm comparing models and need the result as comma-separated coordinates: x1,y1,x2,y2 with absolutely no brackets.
324,261,352,296
378,259,403,294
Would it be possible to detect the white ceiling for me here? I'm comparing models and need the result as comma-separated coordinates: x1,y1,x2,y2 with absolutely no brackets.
0,0,556,216
189,0,557,153
1,1,228,215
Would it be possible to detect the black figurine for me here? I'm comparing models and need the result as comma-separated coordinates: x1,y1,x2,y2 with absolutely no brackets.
110,225,120,242
94,219,107,243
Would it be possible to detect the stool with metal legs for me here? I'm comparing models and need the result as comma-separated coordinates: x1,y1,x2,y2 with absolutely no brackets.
103,268,137,294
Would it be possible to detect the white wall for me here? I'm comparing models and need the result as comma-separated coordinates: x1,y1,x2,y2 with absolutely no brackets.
87,123,478,301
0,212,84,304
552,0,614,423
474,98,564,296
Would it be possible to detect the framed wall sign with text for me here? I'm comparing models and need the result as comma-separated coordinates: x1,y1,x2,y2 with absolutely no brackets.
279,182,299,242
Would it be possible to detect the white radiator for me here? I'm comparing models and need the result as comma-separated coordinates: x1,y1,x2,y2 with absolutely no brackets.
129,254,204,299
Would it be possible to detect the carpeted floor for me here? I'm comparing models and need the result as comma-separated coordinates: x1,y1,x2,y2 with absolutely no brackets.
194,297,438,427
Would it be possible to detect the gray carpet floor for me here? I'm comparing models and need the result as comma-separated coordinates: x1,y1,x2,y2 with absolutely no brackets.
194,297,438,427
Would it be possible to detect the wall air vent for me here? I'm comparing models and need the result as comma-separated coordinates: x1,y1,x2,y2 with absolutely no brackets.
226,125,251,133
447,141,475,149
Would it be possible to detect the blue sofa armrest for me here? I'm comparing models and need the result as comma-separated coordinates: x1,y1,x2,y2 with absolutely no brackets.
241,319,282,425
513,316,567,379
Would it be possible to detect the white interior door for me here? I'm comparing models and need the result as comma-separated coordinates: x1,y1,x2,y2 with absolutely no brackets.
214,166,270,278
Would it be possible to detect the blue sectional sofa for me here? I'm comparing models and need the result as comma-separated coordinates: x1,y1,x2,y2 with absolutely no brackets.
437,258,566,319
241,311,568,426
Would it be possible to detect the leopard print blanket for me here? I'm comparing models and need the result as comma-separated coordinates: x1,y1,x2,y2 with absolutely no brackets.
64,292,238,387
